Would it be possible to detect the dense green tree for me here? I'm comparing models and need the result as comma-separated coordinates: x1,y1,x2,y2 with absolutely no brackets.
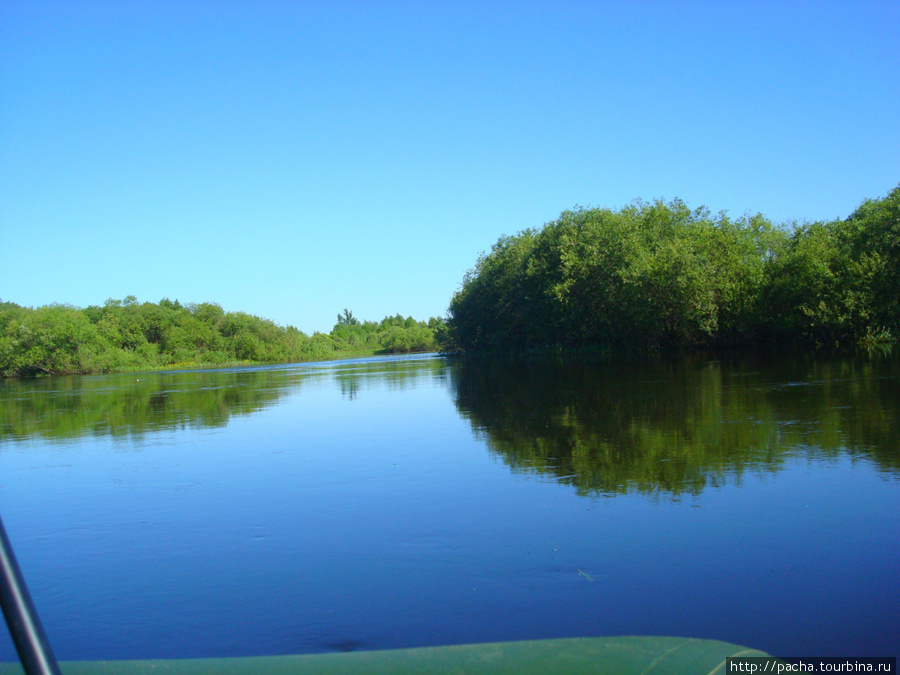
449,187,899,352
0,304,105,376
336,308,359,326
0,298,445,378
844,186,900,337
190,302,226,328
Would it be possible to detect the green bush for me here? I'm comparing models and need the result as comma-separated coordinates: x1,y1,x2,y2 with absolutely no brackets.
449,187,900,352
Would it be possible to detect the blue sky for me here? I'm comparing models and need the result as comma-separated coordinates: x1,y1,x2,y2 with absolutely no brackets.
2,1,897,334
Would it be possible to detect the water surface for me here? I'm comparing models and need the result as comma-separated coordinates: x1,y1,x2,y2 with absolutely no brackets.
0,352,897,660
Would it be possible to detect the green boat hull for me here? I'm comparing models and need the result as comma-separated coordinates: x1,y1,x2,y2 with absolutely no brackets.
0,636,767,674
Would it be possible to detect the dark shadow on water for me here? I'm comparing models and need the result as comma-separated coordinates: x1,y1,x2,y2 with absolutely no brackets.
448,349,900,497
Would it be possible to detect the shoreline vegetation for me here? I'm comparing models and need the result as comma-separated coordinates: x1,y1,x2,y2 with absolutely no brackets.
447,185,899,353
0,302,447,378
3,185,897,378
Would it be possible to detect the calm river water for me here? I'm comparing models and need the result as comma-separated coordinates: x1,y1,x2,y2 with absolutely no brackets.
0,352,898,661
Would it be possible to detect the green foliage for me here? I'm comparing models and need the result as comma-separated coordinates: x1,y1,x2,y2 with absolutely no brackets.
336,308,359,326
190,302,226,328
844,186,900,333
449,187,900,352
1,298,446,378
327,311,446,355
0,304,107,377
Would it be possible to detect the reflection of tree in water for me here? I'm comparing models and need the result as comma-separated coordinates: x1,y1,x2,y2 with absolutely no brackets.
0,368,301,443
0,355,452,442
339,378,360,401
450,352,900,497
332,356,449,401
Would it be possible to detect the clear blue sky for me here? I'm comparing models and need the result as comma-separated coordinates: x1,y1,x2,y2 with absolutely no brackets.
2,1,897,334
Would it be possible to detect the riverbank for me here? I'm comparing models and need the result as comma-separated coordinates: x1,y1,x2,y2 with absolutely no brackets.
0,299,447,378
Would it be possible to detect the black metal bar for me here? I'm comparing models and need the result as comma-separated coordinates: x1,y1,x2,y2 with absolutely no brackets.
0,515,61,675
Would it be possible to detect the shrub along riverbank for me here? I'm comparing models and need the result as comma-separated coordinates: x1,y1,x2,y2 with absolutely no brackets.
4,186,897,376
0,300,447,378
447,186,899,353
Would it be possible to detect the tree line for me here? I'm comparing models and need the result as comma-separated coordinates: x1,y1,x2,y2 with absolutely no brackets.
446,185,899,352
4,185,896,376
0,298,447,377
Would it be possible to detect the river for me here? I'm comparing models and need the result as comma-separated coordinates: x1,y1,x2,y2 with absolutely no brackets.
0,351,897,660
